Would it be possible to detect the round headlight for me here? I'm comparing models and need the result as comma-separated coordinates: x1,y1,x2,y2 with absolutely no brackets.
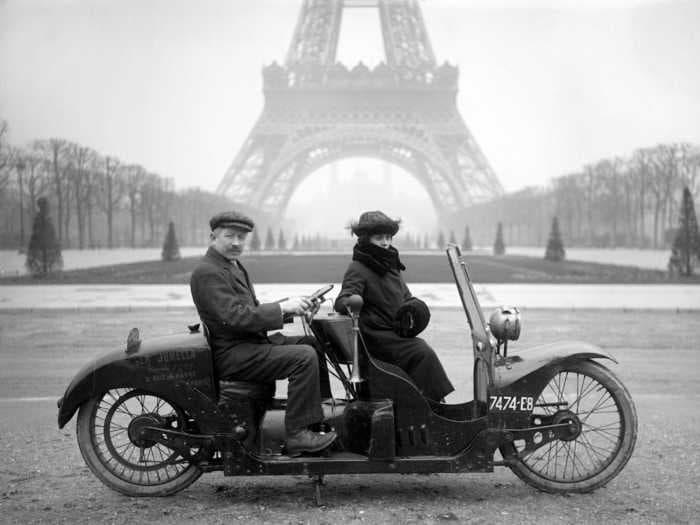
488,306,521,342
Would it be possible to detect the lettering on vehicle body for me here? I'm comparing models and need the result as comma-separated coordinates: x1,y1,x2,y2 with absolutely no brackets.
144,369,198,383
157,350,196,364
489,395,534,411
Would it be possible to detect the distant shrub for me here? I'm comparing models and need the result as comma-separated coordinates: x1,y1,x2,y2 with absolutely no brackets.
668,187,700,276
249,229,261,251
461,225,473,251
493,222,505,255
25,197,63,277
265,227,275,250
437,230,445,250
545,217,566,262
161,221,181,261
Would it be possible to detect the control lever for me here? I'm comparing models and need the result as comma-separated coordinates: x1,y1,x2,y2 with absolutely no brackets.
345,295,364,384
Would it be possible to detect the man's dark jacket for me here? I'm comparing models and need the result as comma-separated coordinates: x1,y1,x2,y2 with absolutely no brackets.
190,247,284,373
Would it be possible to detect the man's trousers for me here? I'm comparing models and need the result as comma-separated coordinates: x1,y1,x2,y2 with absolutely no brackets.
215,333,331,431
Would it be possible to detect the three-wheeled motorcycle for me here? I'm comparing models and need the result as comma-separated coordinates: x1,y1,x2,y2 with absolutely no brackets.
57,244,637,499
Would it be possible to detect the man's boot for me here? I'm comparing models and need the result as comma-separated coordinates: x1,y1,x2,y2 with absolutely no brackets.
286,428,337,457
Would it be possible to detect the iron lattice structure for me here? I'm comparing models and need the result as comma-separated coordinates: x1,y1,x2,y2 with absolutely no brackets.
218,0,504,225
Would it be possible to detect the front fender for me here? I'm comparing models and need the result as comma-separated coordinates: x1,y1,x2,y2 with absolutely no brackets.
493,340,617,389
57,332,215,428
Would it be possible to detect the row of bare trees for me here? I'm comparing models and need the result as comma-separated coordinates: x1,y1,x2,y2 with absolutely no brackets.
0,121,234,249
553,143,700,248
458,143,700,249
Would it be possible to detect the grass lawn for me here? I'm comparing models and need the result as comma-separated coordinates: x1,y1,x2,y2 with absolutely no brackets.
2,252,697,284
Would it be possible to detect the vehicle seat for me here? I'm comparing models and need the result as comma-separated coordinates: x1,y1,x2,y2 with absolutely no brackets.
218,380,275,404
198,321,275,404
197,321,275,448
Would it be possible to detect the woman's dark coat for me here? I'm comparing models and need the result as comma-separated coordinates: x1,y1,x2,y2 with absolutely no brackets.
334,255,454,401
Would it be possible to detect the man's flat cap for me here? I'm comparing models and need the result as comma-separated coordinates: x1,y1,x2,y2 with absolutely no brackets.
209,211,255,232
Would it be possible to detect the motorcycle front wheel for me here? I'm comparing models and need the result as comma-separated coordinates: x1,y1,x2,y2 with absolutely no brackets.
76,388,202,496
502,359,637,493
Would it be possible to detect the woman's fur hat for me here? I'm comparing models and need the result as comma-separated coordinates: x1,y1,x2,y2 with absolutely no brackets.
350,210,401,237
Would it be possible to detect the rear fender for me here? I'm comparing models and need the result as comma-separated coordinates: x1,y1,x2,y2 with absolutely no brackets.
493,340,616,390
487,341,617,426
57,332,216,428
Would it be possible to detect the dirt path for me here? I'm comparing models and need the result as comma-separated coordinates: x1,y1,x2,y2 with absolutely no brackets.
1,309,699,524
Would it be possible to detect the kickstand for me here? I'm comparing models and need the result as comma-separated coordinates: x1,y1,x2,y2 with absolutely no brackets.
311,474,325,506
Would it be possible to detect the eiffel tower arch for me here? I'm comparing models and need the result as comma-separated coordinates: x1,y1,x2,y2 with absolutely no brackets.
218,0,504,228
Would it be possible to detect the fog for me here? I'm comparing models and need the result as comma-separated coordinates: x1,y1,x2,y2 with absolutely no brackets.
285,159,438,237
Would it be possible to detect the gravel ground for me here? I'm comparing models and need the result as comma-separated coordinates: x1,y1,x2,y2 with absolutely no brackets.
1,308,699,524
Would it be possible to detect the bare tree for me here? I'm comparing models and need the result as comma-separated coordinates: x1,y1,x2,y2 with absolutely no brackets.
593,158,625,246
24,150,48,226
582,164,599,246
621,164,638,245
33,138,70,244
140,173,163,246
0,120,12,194
552,173,585,244
66,143,96,249
124,164,146,247
631,148,656,247
674,143,700,204
156,176,176,241
652,144,684,246
688,146,700,199
97,156,125,248
84,165,99,249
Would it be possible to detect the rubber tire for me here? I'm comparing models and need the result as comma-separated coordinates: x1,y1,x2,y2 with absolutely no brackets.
76,393,202,497
503,359,637,493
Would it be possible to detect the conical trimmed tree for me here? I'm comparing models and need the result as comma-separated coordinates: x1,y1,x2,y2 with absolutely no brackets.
448,230,457,245
461,225,473,251
278,229,286,251
249,229,261,251
437,230,446,250
545,217,566,262
264,227,275,250
668,187,700,276
25,197,63,277
493,222,505,255
161,221,181,261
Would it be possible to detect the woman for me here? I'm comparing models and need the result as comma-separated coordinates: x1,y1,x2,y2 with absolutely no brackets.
333,211,454,401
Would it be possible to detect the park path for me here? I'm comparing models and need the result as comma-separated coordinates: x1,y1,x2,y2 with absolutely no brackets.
0,283,698,310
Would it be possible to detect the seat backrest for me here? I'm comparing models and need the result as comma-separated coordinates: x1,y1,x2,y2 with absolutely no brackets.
201,321,213,349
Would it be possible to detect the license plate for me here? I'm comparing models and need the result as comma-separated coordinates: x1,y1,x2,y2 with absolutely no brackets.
489,395,534,411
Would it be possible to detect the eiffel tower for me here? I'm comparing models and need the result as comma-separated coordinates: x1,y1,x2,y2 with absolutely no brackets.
218,0,503,227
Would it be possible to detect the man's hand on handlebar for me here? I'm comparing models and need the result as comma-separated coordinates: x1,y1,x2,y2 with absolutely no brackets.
280,285,333,320
280,297,313,316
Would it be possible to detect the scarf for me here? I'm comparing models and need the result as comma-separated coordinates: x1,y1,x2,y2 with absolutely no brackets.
352,242,406,276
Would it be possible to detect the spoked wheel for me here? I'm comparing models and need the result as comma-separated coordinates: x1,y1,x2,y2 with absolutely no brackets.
503,360,637,493
76,388,202,496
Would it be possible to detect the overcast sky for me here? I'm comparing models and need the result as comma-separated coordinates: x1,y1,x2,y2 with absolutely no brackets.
1,0,699,202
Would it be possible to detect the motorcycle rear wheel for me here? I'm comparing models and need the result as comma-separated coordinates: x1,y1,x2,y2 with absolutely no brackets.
502,359,637,493
76,388,202,496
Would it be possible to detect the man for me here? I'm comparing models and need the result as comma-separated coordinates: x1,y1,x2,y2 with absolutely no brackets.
190,210,336,456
